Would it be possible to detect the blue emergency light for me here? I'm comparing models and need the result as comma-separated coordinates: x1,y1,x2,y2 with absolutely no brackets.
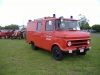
70,16,73,19
53,14,56,17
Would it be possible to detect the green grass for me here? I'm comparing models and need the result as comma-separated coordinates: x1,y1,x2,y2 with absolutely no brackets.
0,37,100,75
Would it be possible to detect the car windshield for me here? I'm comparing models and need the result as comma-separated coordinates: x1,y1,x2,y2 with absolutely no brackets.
56,19,80,30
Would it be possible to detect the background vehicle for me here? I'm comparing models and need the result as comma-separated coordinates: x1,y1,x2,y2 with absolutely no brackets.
11,30,21,40
4,30,11,39
0,30,11,39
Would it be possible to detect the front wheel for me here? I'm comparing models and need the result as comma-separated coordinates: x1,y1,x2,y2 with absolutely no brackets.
52,46,63,61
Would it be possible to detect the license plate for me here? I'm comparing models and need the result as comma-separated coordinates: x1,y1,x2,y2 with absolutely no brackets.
69,50,72,53
80,49,84,52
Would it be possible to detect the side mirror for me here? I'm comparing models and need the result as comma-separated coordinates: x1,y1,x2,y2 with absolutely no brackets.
59,16,64,22
61,19,63,22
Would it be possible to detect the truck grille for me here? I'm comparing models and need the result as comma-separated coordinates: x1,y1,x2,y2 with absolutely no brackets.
71,40,87,46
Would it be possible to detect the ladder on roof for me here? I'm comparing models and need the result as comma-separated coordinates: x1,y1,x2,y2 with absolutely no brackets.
34,18,44,21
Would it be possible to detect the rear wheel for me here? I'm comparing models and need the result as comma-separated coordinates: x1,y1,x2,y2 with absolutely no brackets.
52,46,63,61
31,42,38,50
11,34,13,40
0,37,2,39
4,35,8,39
8,36,10,39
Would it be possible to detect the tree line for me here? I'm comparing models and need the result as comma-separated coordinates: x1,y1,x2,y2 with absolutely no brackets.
0,15,100,32
0,24,19,30
0,24,26,30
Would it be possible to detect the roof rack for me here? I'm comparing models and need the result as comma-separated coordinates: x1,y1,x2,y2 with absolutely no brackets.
34,18,44,21
44,16,53,19
34,16,54,21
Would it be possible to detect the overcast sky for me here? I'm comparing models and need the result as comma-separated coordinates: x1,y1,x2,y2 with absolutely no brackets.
0,0,100,26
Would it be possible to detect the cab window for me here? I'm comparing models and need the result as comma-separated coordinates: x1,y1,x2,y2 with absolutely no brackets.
45,21,54,31
36,22,42,31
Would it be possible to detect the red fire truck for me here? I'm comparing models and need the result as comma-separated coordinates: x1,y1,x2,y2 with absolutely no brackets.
26,14,91,61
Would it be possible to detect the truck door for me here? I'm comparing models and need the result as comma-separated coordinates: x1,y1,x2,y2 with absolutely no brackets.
41,20,54,51
35,22,42,47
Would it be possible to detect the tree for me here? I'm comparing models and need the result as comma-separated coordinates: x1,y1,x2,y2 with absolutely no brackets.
84,22,91,30
92,24,100,32
78,14,90,30
4,24,19,30
0,26,5,30
0,26,1,30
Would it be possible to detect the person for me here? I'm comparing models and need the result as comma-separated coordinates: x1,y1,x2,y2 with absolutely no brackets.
20,30,23,39
12,29,15,34
11,29,15,38
23,30,26,39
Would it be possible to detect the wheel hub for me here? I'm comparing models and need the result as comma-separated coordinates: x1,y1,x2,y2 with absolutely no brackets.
54,50,60,57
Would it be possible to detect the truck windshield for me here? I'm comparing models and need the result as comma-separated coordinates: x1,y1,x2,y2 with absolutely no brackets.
55,19,80,30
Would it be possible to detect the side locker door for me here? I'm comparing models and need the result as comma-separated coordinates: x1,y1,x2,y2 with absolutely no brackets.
35,22,42,47
42,20,54,50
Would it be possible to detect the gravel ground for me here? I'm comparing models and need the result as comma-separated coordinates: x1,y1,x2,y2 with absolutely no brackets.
90,33,100,36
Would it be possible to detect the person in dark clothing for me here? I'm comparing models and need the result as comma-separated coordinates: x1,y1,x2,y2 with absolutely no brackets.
23,31,26,39
11,29,15,38
20,30,23,39
12,29,15,34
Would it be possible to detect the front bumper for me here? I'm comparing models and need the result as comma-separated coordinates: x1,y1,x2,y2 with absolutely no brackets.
63,47,91,53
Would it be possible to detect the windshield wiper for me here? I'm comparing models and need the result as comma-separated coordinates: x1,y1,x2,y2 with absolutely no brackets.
68,28,77,31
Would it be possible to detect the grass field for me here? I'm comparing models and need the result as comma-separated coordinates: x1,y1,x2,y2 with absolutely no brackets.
0,37,100,75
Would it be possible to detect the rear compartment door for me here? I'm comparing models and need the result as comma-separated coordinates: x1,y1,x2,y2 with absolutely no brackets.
35,22,42,47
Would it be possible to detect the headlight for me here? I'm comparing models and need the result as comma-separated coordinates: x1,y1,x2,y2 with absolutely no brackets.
87,40,90,44
68,41,71,46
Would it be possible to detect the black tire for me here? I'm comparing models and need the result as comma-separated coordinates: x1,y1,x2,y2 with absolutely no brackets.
11,34,14,40
52,46,63,61
8,36,10,39
6,36,8,39
77,51,86,55
4,36,8,39
11,36,14,40
19,36,21,40
31,42,38,50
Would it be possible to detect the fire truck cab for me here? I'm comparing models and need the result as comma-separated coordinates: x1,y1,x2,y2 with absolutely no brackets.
26,15,91,61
